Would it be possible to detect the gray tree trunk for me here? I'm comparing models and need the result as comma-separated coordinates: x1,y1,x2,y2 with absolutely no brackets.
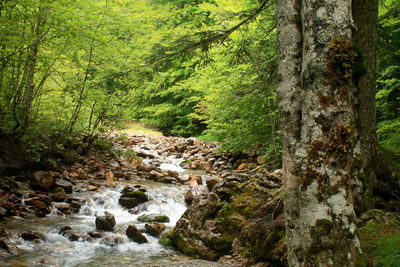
277,0,362,266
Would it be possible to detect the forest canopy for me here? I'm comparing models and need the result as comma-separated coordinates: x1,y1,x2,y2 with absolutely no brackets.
0,0,398,162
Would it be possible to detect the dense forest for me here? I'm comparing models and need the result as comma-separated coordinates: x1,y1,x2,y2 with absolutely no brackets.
0,0,399,266
0,0,398,158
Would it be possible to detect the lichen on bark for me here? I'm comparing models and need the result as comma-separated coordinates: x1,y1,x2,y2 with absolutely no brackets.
277,0,363,266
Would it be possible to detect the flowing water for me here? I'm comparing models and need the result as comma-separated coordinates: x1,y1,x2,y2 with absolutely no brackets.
0,140,217,267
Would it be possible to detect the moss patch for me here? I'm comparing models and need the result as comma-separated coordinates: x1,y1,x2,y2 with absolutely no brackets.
359,221,400,266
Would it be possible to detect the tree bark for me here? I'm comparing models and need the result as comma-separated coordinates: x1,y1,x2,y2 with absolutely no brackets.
277,0,362,265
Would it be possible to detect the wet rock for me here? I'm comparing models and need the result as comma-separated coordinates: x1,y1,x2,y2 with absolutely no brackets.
126,225,148,244
54,180,73,194
87,185,98,191
0,238,21,254
185,189,195,205
50,192,68,202
68,233,81,242
137,214,170,223
101,234,126,246
21,231,45,241
58,226,72,235
68,200,82,213
145,222,166,237
118,190,149,209
30,171,54,191
24,198,52,216
95,212,116,231
88,231,104,239
55,203,72,214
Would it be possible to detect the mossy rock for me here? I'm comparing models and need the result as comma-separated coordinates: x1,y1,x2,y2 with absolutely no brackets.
121,191,149,202
159,230,175,247
137,214,170,223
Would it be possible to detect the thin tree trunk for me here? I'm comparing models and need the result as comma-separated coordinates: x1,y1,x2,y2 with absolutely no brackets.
277,0,363,265
22,12,42,131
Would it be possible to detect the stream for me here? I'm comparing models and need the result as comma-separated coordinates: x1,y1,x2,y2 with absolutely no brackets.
0,138,219,267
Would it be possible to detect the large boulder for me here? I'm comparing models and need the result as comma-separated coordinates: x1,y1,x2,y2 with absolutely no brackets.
95,212,116,231
138,214,170,223
118,190,149,209
30,171,54,191
161,174,286,265
126,225,148,244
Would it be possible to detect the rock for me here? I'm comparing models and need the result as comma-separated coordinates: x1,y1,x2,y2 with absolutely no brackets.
237,163,247,170
126,225,148,244
206,178,220,191
88,231,104,239
189,175,202,185
118,197,140,209
24,198,52,216
30,171,54,191
145,222,166,237
256,155,266,165
121,186,134,194
101,234,126,246
50,192,68,202
0,207,7,219
68,233,81,241
68,200,82,213
58,226,72,235
95,212,116,231
118,191,149,209
121,191,149,202
54,180,73,194
137,214,170,223
21,231,45,241
55,203,72,214
105,171,115,181
167,176,286,265
185,189,195,205
87,185,98,191
0,238,20,254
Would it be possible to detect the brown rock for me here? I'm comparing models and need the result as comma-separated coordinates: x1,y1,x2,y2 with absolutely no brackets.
126,225,147,244
0,238,21,254
87,185,98,191
50,192,68,202
54,180,73,194
105,171,115,181
237,163,247,170
55,203,72,214
30,171,54,191
145,222,166,237
95,212,116,231
21,231,45,241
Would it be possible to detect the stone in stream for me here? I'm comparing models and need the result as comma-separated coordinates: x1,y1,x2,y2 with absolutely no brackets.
21,231,45,241
50,192,68,202
126,225,148,244
54,203,72,214
54,179,73,194
87,231,104,239
137,214,170,223
145,222,166,237
30,171,55,191
118,190,149,209
0,238,21,254
95,212,116,231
